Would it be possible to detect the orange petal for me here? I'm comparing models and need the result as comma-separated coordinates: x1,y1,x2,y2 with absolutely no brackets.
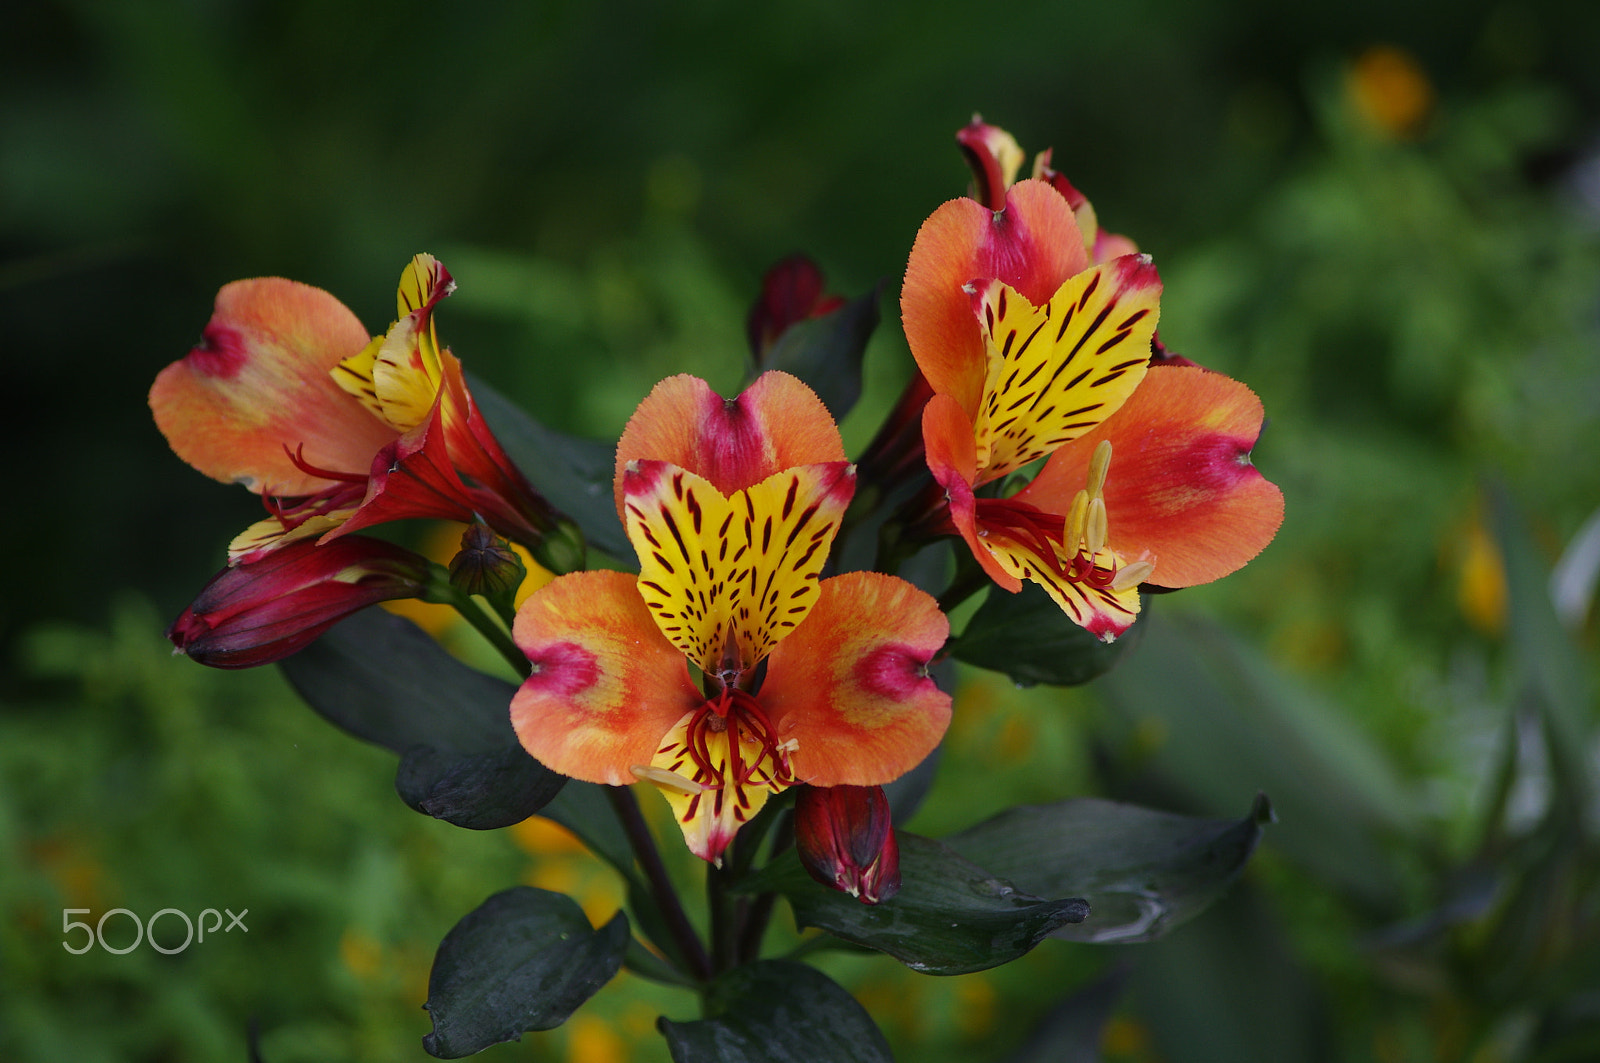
922,395,1019,592
151,278,395,496
967,255,1159,482
1017,365,1284,588
510,570,701,785
622,459,855,676
613,372,846,518
760,572,952,787
901,180,1089,419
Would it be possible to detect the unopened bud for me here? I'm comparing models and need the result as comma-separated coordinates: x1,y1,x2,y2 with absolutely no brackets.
794,784,900,905
168,537,429,669
449,523,526,604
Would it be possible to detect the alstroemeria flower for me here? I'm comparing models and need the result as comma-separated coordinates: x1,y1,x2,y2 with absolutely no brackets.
151,254,558,566
511,372,951,864
904,168,1281,639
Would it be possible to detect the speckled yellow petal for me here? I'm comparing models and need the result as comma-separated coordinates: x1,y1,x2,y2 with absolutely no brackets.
646,710,789,865
978,529,1141,643
969,254,1160,483
331,254,453,434
622,459,855,677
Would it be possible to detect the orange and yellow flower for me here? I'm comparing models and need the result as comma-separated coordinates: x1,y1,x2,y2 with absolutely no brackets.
511,373,951,864
903,121,1283,640
150,254,558,566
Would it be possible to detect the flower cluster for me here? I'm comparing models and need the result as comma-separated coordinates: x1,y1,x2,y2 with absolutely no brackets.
151,118,1282,908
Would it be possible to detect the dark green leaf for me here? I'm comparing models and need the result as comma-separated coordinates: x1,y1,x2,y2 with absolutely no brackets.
423,888,629,1058
946,795,1271,944
396,745,567,831
747,833,1088,975
951,582,1137,687
281,609,567,826
281,608,516,754
758,283,883,423
1095,613,1418,907
470,374,631,562
658,960,892,1062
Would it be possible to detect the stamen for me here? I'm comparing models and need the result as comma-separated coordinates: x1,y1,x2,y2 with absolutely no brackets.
631,765,706,795
1086,440,1112,498
1110,559,1155,591
1086,498,1107,558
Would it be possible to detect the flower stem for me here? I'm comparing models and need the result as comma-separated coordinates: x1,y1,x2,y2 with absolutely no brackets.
605,786,713,984
623,937,700,989
422,562,531,678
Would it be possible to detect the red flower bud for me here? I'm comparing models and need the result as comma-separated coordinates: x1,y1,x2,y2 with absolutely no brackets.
746,254,845,360
168,537,429,669
794,784,900,905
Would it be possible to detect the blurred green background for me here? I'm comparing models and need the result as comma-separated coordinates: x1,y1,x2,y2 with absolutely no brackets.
5,1,1600,1060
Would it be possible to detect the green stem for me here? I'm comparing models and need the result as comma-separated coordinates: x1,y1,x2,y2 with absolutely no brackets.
623,937,700,989
605,786,713,983
422,562,530,678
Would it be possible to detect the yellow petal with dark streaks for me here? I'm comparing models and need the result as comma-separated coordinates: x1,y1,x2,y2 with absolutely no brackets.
622,459,855,677
331,255,454,434
969,255,1161,483
980,531,1141,643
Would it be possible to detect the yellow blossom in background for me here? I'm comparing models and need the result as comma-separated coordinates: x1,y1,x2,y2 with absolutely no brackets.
512,815,626,929
564,1013,628,1063
1456,514,1508,637
1348,44,1435,138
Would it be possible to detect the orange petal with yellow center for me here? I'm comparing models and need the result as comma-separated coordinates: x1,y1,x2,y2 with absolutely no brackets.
623,459,855,677
901,180,1089,420
150,278,394,496
760,571,952,787
1016,365,1284,588
613,372,846,518
510,570,701,786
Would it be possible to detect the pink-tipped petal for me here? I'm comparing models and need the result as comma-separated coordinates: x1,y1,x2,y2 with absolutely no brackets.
151,278,393,496
614,372,846,517
902,180,1089,419
511,570,701,786
761,572,951,787
1018,365,1284,588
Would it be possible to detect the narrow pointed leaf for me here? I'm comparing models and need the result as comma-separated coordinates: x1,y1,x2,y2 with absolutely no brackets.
658,961,892,1062
951,582,1137,686
470,375,630,561
280,608,567,827
746,833,1088,974
422,887,629,1058
757,283,883,422
946,795,1271,944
